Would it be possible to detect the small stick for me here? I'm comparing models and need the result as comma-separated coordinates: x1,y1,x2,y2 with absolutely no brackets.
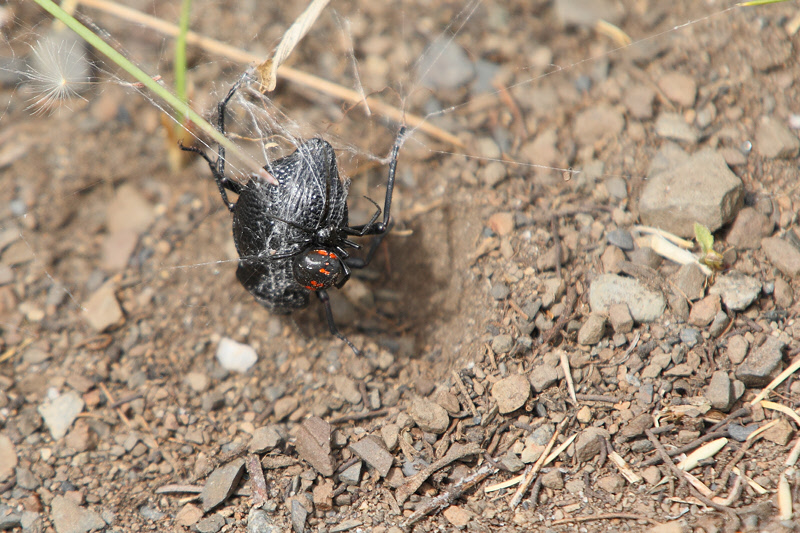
329,408,389,425
452,370,479,418
551,513,662,527
642,428,730,466
246,454,268,506
560,351,576,403
99,382,133,429
108,392,144,409
707,407,751,433
509,418,567,509
575,394,619,403
395,443,482,504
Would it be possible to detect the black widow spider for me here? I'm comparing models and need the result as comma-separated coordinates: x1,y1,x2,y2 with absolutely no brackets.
182,75,406,355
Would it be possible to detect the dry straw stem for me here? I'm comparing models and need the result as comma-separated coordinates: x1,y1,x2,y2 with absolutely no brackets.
75,0,463,147
750,355,800,405
676,437,728,471
760,400,800,426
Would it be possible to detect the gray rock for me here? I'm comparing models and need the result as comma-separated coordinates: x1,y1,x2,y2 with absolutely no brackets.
0,435,17,482
491,334,513,354
38,391,85,440
247,509,279,533
736,337,785,387
620,413,653,440
606,229,634,251
726,335,749,365
709,273,762,311
216,337,257,373
657,72,697,107
529,424,555,447
541,469,564,489
680,328,701,346
755,116,800,159
0,511,21,531
201,458,245,512
705,371,733,411
761,237,800,277
688,294,720,327
295,417,334,477
408,399,449,434
491,374,530,414
640,149,743,237
490,283,510,300
577,314,606,345
417,39,475,90
709,311,731,338
541,278,565,309
596,474,625,494
139,506,165,521
16,466,40,490
196,514,225,533
728,423,758,442
349,435,393,477
50,496,105,533
605,177,628,200
574,427,610,462
339,461,362,486
608,303,633,333
671,263,706,301
589,274,666,322
248,426,283,454
529,364,559,392
381,423,400,450
774,277,793,307
290,498,308,533
654,112,699,143
726,207,773,249
574,105,625,145
624,84,655,120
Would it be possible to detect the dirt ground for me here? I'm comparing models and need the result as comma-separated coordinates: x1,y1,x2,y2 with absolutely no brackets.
2,0,800,532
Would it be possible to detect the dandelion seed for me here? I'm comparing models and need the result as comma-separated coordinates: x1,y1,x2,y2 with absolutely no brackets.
25,30,92,114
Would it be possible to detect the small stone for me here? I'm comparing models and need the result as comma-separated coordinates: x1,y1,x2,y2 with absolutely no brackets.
541,278,566,309
490,283,510,300
491,374,530,414
295,417,334,477
641,466,662,485
541,469,564,489
704,371,733,411
726,207,772,249
381,423,400,450
22,346,50,365
436,391,461,415
339,461,362,486
520,443,545,464
761,418,793,445
574,427,610,462
620,413,654,440
529,365,559,392
755,116,800,159
215,337,258,373
726,336,749,365
39,391,85,440
175,504,203,527
247,508,278,533
290,498,308,533
774,277,793,307
83,281,124,332
0,434,17,481
334,375,362,405
480,161,507,187
736,337,785,387
202,391,225,412
417,39,474,90
762,237,800,277
657,72,697,107
646,523,685,533
64,419,97,452
554,0,623,27
606,229,634,251
273,396,299,421
574,105,625,145
491,334,513,353
709,274,762,311
564,479,585,493
313,480,334,511
443,506,473,528
196,514,225,533
408,399,450,434
709,311,731,338
184,372,210,393
688,294,720,327
608,303,633,333
201,458,246,512
601,245,626,273
589,274,666,322
248,426,283,453
488,212,514,236
596,474,625,494
500,451,525,472
576,405,592,424
728,423,758,442
624,84,655,120
350,435,393,477
577,314,606,345
654,112,699,143
50,495,106,533
671,263,706,301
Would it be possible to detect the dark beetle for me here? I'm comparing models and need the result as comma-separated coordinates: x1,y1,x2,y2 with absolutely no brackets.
183,76,406,354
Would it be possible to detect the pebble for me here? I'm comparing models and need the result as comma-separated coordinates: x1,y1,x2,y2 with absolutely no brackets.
708,273,762,311
541,469,564,489
50,495,106,533
726,207,773,249
491,374,530,414
574,427,610,462
175,504,203,527
491,334,513,354
196,514,225,533
215,337,258,373
671,263,706,301
0,434,17,481
490,283,510,300
22,346,50,365
654,112,699,143
640,149,743,237
762,418,794,446
709,311,730,338
774,277,793,307
247,509,279,533
106,182,156,234
657,72,697,107
65,419,97,452
529,364,559,392
0,511,21,531
248,426,283,453
577,314,606,345
573,105,625,145
704,371,733,411
295,417,334,477
605,177,628,200
641,466,662,485
596,474,625,494
589,274,666,323
554,0,623,27
290,499,308,533
728,423,758,442
608,303,633,333
82,281,124,332
606,229,634,251
381,423,400,450
443,506,473,528
761,237,800,277
755,116,800,159
480,161,507,187
408,399,450,434
624,84,655,119
339,461,362,486
620,413,653,440
38,390,85,440
726,335,749,365
417,39,475,90
601,245,625,273
184,372,210,393
735,337,785,387
350,435,393,477
688,294,720,327
487,212,514,236
201,458,245,512
273,396,299,420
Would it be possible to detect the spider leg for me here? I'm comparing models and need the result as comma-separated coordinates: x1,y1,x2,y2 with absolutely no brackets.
345,219,394,271
316,290,360,356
